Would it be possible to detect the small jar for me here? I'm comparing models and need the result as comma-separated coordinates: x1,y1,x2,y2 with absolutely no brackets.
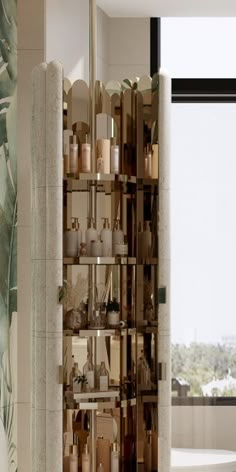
80,242,87,256
108,310,120,327
114,242,128,256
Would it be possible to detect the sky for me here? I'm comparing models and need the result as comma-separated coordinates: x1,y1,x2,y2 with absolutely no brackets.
161,18,236,345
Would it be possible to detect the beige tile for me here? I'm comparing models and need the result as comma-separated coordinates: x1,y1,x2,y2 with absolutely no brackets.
17,50,44,227
18,0,44,51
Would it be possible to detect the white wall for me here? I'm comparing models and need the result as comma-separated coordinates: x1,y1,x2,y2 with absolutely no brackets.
108,18,150,81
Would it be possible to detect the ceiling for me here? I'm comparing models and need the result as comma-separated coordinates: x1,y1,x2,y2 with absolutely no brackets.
97,0,236,17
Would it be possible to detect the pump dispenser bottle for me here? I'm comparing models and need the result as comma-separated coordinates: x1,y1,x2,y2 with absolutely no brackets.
64,217,79,257
101,218,112,256
70,134,79,174
82,443,90,472
111,442,119,472
112,219,124,256
86,217,98,256
81,134,91,173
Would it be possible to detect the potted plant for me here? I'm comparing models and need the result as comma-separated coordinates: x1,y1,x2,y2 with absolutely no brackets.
73,374,88,393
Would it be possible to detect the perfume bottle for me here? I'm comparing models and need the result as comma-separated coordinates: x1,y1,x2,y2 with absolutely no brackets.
101,218,112,257
98,361,109,391
83,354,95,390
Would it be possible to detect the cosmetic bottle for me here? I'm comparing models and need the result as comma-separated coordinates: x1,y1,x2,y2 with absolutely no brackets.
70,134,79,174
69,445,78,472
81,134,91,173
86,218,98,256
91,238,103,257
152,144,158,179
97,464,104,472
96,139,110,174
112,219,124,256
110,138,119,174
97,437,110,472
143,431,152,472
101,218,112,257
96,151,104,173
82,443,90,472
114,236,128,256
64,129,73,175
111,442,119,472
83,354,95,390
98,361,109,391
142,221,152,259
64,217,79,257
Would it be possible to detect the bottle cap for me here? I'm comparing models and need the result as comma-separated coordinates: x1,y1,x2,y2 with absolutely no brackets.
71,217,79,230
112,442,118,452
69,444,78,455
113,218,121,230
102,217,110,229
87,217,96,229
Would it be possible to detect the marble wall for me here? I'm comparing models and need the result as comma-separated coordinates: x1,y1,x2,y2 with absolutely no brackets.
0,1,17,470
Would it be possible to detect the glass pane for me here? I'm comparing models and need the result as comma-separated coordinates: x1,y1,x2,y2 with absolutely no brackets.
171,104,236,464
161,18,236,78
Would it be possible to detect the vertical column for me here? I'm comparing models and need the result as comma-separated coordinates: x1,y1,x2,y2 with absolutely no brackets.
45,61,63,472
158,69,171,472
31,63,47,472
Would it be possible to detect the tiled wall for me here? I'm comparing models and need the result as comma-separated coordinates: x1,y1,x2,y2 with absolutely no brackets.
17,0,45,470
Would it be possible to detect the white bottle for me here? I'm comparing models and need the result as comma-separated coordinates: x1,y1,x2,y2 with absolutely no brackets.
83,355,95,390
91,239,103,257
97,139,110,174
81,134,91,173
82,444,90,472
112,219,124,256
98,361,109,392
69,445,78,472
64,217,79,257
70,134,79,174
97,151,104,173
110,139,119,174
86,218,98,256
101,218,112,257
111,443,119,472
142,221,152,259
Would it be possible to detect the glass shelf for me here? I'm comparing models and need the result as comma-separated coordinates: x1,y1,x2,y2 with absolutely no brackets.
64,328,136,337
64,172,158,185
63,256,158,266
63,256,137,265
73,389,120,401
67,397,136,411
